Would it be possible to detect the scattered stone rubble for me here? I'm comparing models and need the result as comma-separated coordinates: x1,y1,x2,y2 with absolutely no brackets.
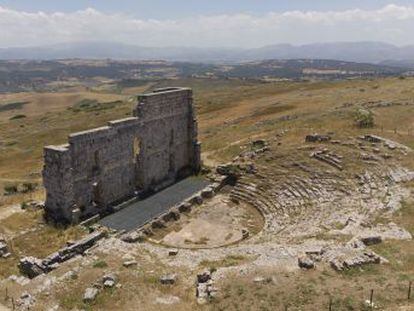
83,287,99,303
360,134,412,152
102,273,118,288
310,149,343,170
339,221,413,241
168,249,179,256
297,243,386,272
0,235,10,258
123,260,138,268
359,235,382,246
19,231,106,278
196,270,218,304
83,273,119,303
160,274,177,285
22,200,44,210
298,255,315,269
19,257,46,279
5,132,412,307
120,231,145,243
155,295,181,305
361,100,413,109
305,134,331,143
17,292,36,309
327,249,384,271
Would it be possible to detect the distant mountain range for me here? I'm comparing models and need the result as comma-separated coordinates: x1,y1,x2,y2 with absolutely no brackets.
1,41,414,66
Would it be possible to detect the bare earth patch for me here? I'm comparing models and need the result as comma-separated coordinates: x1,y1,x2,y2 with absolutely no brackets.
156,194,264,249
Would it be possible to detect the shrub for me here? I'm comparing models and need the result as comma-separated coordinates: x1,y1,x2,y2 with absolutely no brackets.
354,108,374,128
68,99,120,113
9,114,26,120
4,184,18,195
92,260,108,268
21,182,38,193
21,201,29,209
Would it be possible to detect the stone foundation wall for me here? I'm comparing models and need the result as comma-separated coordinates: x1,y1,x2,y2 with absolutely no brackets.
43,87,200,223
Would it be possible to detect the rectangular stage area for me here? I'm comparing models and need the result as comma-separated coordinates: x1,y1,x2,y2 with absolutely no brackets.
99,177,210,231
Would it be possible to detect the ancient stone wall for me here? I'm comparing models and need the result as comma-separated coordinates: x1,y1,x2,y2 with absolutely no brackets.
43,87,200,223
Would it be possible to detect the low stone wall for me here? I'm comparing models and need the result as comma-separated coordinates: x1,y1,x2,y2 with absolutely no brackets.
19,231,106,279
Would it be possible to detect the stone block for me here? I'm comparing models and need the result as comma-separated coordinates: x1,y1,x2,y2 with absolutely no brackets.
201,187,214,199
160,274,177,285
83,287,99,303
178,202,192,213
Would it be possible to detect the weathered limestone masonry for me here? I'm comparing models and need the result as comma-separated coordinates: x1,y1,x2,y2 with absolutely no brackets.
43,87,201,224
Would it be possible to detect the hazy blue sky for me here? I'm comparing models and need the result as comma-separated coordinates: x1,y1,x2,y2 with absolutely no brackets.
1,1,414,48
1,0,413,18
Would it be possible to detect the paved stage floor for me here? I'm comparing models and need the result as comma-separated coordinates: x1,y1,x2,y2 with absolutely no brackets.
100,177,210,231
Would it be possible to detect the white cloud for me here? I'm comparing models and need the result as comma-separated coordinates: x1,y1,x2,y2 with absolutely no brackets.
1,4,414,48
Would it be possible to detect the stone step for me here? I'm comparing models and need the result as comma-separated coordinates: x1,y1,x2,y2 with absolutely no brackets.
233,186,279,212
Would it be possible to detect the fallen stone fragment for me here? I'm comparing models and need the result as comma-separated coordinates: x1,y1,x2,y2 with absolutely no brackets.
141,224,154,236
178,202,192,213
362,135,383,143
208,286,220,298
298,255,315,269
197,270,211,283
328,250,383,271
201,187,214,199
155,295,181,305
123,260,138,268
102,273,118,288
216,163,241,179
253,277,266,284
160,274,177,285
162,209,180,222
196,271,219,304
197,283,209,299
120,231,144,243
168,249,179,256
305,134,331,143
0,237,9,258
21,231,106,279
151,219,166,229
360,235,382,246
190,195,203,205
252,139,268,148
22,200,44,210
17,292,35,308
58,231,106,262
241,228,250,239
348,239,366,249
19,256,47,278
83,287,99,303
103,280,115,288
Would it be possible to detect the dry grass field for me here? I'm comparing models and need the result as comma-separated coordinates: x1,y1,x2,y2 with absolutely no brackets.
0,76,413,310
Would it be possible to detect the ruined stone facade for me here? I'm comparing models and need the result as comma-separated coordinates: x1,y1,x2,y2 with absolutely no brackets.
43,87,200,223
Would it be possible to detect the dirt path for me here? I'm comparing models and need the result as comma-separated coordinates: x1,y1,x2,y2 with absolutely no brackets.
201,134,266,167
0,303,10,311
0,204,22,221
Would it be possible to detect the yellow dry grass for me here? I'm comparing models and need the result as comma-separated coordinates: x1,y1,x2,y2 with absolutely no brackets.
0,91,125,121
0,76,413,310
